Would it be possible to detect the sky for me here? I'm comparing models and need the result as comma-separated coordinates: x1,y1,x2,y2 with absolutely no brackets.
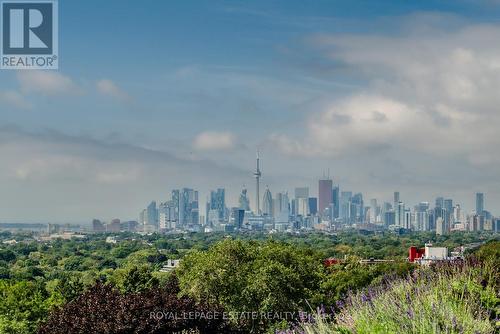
1,0,500,223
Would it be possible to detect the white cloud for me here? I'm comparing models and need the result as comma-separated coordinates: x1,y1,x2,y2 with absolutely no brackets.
273,21,500,165
17,71,81,96
0,90,32,110
96,79,130,101
193,131,235,151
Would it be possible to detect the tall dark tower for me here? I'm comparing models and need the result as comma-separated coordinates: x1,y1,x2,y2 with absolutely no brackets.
254,151,262,215
318,178,333,217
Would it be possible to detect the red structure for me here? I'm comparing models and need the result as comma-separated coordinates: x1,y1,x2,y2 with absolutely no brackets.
323,258,341,267
408,246,425,262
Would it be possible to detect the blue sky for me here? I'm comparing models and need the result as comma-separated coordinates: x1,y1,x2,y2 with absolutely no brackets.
1,0,500,222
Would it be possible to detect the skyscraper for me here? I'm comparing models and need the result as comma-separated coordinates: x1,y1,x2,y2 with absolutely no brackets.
295,187,309,199
370,198,378,223
396,202,405,227
159,202,171,229
468,214,484,232
435,197,444,208
433,206,446,231
318,178,333,217
139,209,146,225
332,186,340,219
393,192,400,207
415,202,430,231
351,193,364,224
436,217,446,235
146,201,158,228
254,152,262,215
340,191,352,222
476,193,484,214
415,211,429,231
416,202,429,212
296,198,309,216
273,192,289,223
171,190,180,222
381,202,392,226
262,187,273,216
444,199,453,225
384,210,396,227
230,207,245,229
308,197,318,215
209,188,226,221
453,204,462,223
239,187,250,211
294,187,309,216
404,209,412,230
179,188,199,227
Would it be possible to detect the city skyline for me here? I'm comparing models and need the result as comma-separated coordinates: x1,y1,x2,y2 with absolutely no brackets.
135,153,494,231
129,161,496,234
131,159,492,233
1,1,500,222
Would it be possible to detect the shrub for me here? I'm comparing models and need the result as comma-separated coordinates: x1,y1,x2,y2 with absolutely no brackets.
297,259,498,334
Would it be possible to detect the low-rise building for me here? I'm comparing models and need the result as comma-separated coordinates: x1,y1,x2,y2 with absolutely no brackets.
408,243,460,265
159,259,180,272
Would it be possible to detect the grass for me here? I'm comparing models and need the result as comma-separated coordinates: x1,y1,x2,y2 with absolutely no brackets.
293,259,498,334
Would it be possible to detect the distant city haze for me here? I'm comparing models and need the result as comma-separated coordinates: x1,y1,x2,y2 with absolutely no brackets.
1,1,500,222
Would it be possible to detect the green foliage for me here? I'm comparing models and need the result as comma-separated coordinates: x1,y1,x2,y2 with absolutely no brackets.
177,239,324,330
110,240,146,258
45,272,85,302
320,260,415,306
0,280,63,334
474,240,500,268
109,265,159,293
0,249,16,263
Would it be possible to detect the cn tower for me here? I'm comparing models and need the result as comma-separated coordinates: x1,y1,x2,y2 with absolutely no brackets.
254,151,262,215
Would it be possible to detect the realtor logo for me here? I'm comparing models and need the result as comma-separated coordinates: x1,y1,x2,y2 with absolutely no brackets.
1,0,58,69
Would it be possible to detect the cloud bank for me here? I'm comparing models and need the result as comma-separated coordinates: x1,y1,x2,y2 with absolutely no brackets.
272,22,500,168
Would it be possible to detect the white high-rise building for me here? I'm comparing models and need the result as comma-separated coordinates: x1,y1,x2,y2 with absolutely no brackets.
436,217,447,235
273,192,289,223
297,197,309,216
453,204,462,223
404,209,412,230
395,202,405,227
370,198,379,223
415,211,429,231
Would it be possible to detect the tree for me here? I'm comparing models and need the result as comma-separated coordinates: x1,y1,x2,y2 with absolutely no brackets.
0,249,16,262
320,260,415,307
176,239,325,331
38,277,231,334
0,280,62,334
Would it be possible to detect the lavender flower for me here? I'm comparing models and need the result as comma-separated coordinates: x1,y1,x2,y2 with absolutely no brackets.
361,293,370,303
